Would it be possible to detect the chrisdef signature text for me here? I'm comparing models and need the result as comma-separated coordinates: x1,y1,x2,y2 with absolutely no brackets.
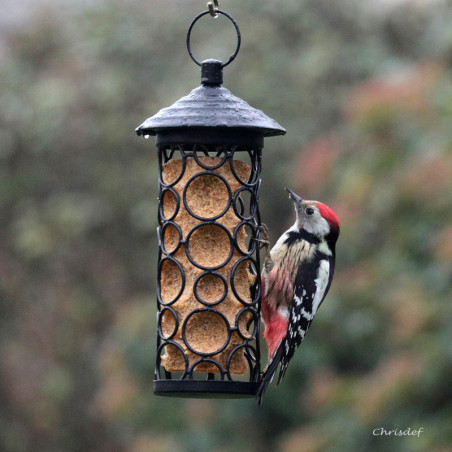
373,428,424,437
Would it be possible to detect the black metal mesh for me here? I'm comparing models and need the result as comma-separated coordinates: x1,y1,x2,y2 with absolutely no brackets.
154,143,262,394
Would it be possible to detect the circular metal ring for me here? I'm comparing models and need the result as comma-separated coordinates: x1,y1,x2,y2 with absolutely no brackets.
157,306,179,341
232,187,258,221
225,343,259,380
159,147,187,188
233,221,258,256
185,222,234,271
160,221,183,255
182,308,232,357
183,171,232,221
159,187,180,222
186,10,241,68
188,358,226,378
157,257,186,306
192,144,229,170
235,307,259,341
193,271,228,306
156,340,189,377
228,154,261,189
230,256,260,306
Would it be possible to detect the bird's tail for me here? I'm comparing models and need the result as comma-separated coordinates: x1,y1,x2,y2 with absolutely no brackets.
256,346,284,406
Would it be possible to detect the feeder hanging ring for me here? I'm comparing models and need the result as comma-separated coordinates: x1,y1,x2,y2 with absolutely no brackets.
186,9,241,68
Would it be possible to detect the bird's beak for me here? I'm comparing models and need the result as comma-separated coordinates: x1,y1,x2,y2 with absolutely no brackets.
285,187,303,204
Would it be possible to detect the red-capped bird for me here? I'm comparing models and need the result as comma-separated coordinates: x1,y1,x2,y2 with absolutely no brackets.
257,187,340,404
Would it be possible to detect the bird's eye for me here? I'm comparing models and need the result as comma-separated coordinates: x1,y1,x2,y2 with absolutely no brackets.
306,207,315,216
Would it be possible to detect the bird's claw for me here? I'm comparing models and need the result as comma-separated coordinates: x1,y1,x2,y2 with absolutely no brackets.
257,224,270,250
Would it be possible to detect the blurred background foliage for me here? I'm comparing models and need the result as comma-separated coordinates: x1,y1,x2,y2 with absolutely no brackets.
1,0,452,451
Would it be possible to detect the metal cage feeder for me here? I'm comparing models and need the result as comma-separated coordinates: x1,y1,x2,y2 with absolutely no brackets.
136,9,285,398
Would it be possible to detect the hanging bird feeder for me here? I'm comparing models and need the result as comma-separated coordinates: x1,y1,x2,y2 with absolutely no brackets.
136,5,285,398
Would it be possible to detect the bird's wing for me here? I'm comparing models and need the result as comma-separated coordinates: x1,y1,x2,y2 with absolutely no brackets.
277,256,332,384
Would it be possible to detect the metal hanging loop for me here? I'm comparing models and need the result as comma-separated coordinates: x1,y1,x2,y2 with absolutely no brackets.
186,9,241,68
207,0,220,17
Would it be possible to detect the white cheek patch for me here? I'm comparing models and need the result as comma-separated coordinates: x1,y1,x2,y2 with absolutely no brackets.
303,215,330,237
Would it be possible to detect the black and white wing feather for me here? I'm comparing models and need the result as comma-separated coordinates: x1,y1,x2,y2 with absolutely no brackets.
277,255,334,384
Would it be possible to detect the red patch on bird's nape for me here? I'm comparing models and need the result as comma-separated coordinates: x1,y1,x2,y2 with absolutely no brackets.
316,202,340,232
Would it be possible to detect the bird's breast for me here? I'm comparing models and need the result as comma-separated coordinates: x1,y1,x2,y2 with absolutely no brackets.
271,238,316,266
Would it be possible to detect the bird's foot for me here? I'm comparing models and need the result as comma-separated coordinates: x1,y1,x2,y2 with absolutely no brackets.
256,224,270,250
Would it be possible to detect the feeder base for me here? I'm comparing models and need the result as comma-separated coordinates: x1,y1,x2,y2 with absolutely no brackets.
153,380,259,398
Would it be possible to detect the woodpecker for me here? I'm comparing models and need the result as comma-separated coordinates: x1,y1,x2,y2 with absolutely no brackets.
257,187,340,404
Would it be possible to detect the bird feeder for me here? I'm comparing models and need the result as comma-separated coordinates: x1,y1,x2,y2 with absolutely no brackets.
136,7,285,398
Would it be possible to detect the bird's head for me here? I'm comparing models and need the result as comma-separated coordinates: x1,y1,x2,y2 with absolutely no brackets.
285,187,340,241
